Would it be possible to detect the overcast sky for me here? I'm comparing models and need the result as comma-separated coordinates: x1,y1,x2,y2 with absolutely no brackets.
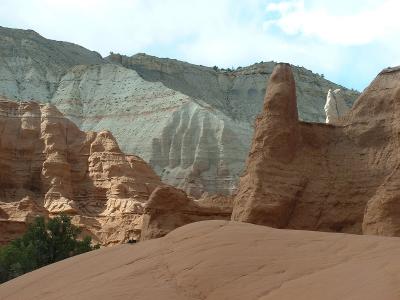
0,0,399,91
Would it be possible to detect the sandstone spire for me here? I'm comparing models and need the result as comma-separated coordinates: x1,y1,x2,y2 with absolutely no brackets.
232,64,400,237
253,63,300,163
231,64,303,227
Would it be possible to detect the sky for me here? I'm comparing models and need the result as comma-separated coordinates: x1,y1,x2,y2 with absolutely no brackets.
0,0,399,91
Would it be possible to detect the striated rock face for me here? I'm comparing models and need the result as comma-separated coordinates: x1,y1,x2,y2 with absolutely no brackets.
232,64,400,236
0,98,162,245
140,186,232,240
53,56,357,198
50,63,250,198
0,26,359,197
0,26,104,101
107,53,358,197
3,221,400,300
108,53,358,123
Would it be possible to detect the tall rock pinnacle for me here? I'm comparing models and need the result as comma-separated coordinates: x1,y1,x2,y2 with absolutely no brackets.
232,64,303,227
232,64,400,237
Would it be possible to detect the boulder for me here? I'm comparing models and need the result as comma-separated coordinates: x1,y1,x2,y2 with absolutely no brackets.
140,186,232,240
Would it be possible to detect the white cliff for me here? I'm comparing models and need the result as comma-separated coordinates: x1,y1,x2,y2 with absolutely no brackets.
0,27,359,197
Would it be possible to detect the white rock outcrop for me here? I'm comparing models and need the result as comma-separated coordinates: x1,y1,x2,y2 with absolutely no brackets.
324,89,350,124
51,64,250,197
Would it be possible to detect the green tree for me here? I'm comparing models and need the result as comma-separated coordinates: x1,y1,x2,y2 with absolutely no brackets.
0,215,98,283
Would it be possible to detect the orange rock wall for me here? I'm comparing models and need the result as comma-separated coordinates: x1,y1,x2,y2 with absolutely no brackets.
0,98,162,245
232,64,400,236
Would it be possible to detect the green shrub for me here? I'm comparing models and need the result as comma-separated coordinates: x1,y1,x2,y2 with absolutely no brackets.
0,215,99,283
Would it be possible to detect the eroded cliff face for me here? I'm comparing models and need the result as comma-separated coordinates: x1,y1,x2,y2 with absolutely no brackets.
0,98,162,245
232,64,400,236
109,53,358,123
53,55,357,198
0,26,359,198
51,64,251,198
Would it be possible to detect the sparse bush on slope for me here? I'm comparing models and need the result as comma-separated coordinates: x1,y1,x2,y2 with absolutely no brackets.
0,215,99,283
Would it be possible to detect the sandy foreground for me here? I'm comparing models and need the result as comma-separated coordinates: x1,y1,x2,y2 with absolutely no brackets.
1,220,400,299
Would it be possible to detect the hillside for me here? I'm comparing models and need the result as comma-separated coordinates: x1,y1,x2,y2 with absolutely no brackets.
0,26,104,101
0,26,360,197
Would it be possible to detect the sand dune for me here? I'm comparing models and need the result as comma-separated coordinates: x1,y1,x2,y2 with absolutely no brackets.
1,220,400,299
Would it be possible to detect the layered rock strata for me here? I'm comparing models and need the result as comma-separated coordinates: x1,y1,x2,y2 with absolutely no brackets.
0,98,162,245
51,63,251,198
52,56,358,198
108,53,358,123
232,64,400,236
0,26,360,197
0,26,104,101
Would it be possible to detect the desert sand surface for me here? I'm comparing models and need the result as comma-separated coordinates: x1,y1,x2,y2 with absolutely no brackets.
1,220,400,300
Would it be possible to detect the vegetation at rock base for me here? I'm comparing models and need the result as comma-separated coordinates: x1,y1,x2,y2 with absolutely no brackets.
0,215,99,283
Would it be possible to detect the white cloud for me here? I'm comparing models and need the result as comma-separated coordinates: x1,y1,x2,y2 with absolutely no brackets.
265,0,400,46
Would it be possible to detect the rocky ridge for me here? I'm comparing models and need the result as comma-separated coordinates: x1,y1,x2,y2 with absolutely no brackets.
0,26,104,101
0,26,359,197
0,97,162,245
108,52,357,123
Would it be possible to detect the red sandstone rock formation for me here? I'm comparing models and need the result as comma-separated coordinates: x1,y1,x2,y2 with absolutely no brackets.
140,186,232,240
232,64,400,236
0,97,162,245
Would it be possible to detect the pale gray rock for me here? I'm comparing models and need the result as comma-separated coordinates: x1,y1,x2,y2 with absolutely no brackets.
108,53,358,123
52,64,250,197
0,26,104,101
324,89,350,124
0,27,360,197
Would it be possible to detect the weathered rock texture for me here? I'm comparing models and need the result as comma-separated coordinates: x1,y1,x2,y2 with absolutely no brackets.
0,97,162,245
0,26,359,197
232,64,400,236
0,26,104,101
3,220,400,300
140,186,232,240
